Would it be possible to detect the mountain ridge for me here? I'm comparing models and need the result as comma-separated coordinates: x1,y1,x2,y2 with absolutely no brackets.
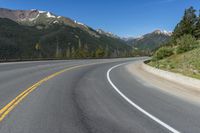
96,29,121,39
0,8,137,59
0,7,171,59
124,29,172,41
0,8,100,37
125,29,172,51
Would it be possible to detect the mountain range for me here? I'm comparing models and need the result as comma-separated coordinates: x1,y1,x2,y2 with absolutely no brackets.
0,8,171,59
124,30,172,51
125,30,172,51
0,8,100,37
0,8,134,59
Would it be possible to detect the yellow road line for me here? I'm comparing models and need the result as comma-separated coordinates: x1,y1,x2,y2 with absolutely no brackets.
0,62,100,122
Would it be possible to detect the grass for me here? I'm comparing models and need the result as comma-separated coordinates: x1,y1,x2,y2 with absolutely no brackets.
148,47,200,79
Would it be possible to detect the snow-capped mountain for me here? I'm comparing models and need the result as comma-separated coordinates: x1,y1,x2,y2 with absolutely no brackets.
0,8,61,24
0,8,133,59
96,29,120,39
126,30,172,51
124,30,172,41
152,29,172,36
0,8,99,37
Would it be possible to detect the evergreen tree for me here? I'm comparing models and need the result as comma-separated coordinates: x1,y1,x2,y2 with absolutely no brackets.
173,7,197,40
176,34,198,53
95,48,105,58
55,44,62,58
105,45,109,57
66,47,70,58
35,42,42,58
194,10,200,39
83,43,90,57
78,38,82,49
35,43,41,51
0,17,132,59
71,46,75,58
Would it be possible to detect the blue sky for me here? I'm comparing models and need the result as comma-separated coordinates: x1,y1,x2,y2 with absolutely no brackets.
0,0,200,37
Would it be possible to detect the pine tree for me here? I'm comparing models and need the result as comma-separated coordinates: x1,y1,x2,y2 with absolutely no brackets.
95,48,105,58
105,45,109,57
55,37,62,58
35,43,41,51
194,10,200,39
78,39,82,49
35,43,42,58
55,44,60,58
71,46,75,58
83,43,89,57
173,7,197,40
66,47,70,58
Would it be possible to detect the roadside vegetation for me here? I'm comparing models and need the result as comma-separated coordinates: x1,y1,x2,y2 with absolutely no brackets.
149,7,200,79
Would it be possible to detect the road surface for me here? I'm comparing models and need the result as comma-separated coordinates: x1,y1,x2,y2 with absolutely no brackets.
0,58,200,133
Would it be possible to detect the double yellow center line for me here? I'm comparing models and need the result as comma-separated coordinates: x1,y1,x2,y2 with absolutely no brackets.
0,63,99,122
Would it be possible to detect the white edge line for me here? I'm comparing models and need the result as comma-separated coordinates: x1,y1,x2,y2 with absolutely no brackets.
106,62,180,133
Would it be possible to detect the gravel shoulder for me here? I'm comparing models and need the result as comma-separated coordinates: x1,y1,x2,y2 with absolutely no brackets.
126,61,200,105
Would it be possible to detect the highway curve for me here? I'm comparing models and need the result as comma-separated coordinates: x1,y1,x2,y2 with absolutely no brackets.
0,58,200,133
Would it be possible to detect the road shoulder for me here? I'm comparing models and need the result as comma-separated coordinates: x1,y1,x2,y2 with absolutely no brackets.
126,61,200,105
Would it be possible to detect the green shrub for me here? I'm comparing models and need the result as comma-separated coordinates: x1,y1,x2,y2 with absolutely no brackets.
152,47,174,60
95,48,105,58
176,34,198,54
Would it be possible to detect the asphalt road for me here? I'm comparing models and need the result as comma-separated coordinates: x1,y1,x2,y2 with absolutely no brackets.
0,58,200,133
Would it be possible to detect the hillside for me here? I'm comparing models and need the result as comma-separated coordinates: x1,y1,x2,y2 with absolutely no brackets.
149,7,200,79
126,30,171,51
0,8,98,37
96,29,121,39
0,8,134,60
149,47,200,79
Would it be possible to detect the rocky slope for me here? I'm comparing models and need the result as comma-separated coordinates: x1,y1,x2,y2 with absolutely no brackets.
0,8,99,37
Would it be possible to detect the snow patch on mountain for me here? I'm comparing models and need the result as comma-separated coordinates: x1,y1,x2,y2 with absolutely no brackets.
124,29,172,41
29,17,36,21
39,10,46,14
153,29,172,36
74,20,88,28
46,12,56,18
135,36,144,40
96,29,120,39
53,20,59,23
31,9,37,11
0,8,99,37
